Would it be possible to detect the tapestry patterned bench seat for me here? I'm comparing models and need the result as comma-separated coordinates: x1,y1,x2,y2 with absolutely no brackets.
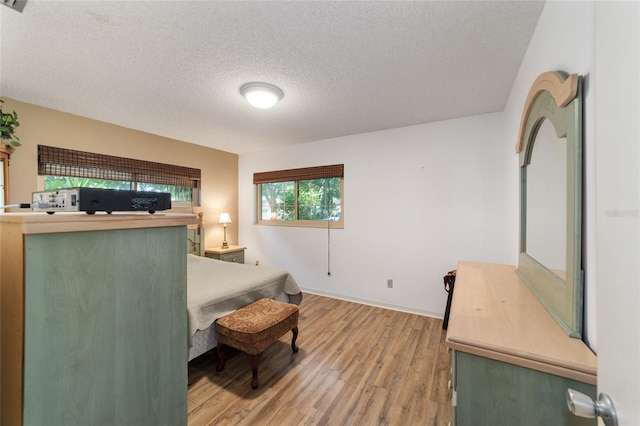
215,298,299,389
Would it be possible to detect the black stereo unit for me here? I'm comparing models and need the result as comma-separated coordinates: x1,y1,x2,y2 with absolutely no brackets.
32,188,172,214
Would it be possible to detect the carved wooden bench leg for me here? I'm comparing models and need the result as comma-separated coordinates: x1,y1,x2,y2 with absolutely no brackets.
247,353,262,389
216,344,226,372
291,327,299,353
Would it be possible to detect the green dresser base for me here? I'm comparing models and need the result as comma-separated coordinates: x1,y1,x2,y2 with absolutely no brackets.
453,351,596,426
0,214,191,426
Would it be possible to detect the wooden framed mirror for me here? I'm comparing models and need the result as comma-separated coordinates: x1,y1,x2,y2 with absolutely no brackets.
516,71,583,338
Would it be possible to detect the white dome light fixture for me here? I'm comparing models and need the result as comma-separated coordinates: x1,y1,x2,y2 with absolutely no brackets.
240,82,284,109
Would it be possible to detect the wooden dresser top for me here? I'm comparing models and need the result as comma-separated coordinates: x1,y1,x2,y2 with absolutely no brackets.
0,212,197,234
445,261,597,385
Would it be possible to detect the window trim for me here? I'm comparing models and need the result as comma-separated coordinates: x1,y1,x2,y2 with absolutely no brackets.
255,164,344,228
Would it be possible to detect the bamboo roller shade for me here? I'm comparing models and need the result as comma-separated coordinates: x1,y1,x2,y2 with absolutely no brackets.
38,145,201,188
253,164,344,184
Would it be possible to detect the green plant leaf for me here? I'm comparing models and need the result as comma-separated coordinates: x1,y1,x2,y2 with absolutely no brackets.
0,102,23,149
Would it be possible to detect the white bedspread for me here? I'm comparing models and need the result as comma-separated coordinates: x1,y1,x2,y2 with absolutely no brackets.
187,254,302,341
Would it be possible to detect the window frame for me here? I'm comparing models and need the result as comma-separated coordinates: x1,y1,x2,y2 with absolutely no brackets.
255,164,344,229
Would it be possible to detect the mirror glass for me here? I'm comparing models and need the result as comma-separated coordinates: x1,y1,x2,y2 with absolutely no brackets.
526,119,567,279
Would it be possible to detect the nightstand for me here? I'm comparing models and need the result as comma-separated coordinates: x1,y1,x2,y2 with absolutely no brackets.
205,246,246,264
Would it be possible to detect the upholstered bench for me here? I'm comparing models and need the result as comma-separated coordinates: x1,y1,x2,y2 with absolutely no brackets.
215,298,299,389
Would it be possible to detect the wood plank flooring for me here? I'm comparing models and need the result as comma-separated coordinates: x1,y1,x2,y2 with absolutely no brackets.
187,293,452,425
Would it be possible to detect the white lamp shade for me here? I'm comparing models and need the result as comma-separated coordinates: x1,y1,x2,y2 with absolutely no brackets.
218,212,232,224
240,82,283,109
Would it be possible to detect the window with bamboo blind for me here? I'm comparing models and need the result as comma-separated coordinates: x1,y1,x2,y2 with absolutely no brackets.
38,145,201,204
254,164,344,228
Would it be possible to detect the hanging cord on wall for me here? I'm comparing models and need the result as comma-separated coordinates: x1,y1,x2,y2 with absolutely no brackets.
327,218,331,276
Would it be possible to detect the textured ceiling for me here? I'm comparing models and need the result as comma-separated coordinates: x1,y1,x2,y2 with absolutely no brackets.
0,1,545,154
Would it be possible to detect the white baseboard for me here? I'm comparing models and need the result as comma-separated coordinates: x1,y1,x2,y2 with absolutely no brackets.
299,287,444,320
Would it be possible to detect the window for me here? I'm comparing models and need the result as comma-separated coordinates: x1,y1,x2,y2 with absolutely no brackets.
38,145,201,204
254,164,343,228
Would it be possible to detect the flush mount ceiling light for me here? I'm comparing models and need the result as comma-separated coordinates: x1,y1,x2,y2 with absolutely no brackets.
240,82,284,109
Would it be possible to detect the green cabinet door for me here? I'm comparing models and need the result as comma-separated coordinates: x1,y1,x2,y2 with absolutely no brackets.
23,226,187,426
454,351,596,426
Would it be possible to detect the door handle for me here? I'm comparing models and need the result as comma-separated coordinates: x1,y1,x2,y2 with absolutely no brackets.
566,388,618,426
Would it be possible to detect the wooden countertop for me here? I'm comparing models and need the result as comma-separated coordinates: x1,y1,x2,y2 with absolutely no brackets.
445,261,597,385
0,212,197,234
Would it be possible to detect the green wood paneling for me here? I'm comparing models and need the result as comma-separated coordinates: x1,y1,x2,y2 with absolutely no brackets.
454,351,596,426
23,226,187,426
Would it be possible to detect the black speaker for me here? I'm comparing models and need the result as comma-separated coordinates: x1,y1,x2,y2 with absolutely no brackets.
32,188,172,214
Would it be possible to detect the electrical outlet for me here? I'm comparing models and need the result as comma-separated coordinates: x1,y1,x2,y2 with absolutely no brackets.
387,279,393,288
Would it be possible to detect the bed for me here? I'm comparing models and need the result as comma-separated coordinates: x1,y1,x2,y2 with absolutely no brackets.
186,221,303,361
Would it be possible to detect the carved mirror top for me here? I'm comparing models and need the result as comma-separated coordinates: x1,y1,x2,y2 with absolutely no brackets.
516,71,579,154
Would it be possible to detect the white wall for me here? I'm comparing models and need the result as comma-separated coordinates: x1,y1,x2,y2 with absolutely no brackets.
239,113,508,317
238,1,597,344
594,1,640,417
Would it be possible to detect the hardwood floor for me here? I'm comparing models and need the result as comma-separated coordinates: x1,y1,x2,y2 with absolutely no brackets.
187,293,452,425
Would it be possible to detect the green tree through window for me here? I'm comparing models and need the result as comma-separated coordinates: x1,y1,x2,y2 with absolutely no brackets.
297,178,341,221
259,178,342,227
44,176,192,202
